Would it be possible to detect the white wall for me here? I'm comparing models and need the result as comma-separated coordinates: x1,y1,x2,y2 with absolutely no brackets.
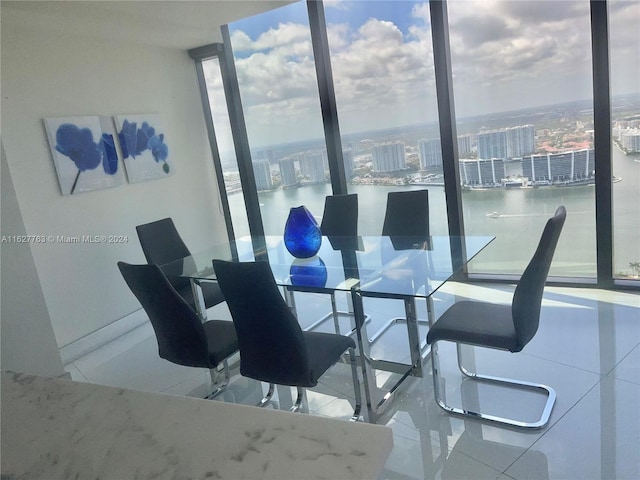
1,6,228,348
1,144,66,377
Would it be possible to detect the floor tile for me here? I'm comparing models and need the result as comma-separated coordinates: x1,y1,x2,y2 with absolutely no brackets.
379,431,504,480
524,291,640,375
505,376,640,480
75,334,206,393
71,322,156,373
610,344,640,385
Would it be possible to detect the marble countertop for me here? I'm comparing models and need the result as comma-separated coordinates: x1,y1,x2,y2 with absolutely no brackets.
1,371,393,479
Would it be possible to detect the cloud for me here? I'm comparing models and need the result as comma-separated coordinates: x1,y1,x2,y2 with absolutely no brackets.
500,0,585,25
323,0,351,12
229,29,253,52
452,13,517,48
252,22,311,52
447,0,595,108
328,17,436,121
609,0,640,94
215,0,637,145
222,11,439,143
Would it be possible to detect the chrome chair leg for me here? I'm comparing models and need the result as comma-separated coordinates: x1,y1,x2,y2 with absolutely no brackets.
258,383,276,408
348,347,362,422
430,342,556,429
330,293,341,334
205,360,231,400
290,386,305,413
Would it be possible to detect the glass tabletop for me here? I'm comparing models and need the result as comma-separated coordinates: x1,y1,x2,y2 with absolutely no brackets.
160,235,494,298
356,235,495,299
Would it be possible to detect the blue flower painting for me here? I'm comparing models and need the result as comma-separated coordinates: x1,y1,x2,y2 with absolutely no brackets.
100,133,119,175
45,116,125,195
116,114,172,183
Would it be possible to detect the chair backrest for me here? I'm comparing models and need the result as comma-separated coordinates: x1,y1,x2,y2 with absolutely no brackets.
212,259,311,386
117,262,210,368
320,194,358,237
511,206,566,352
382,189,430,238
136,218,191,265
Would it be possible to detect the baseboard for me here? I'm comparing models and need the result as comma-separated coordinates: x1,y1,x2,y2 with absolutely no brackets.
59,309,149,365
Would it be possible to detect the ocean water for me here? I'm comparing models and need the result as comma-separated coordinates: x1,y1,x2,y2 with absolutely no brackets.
229,147,639,278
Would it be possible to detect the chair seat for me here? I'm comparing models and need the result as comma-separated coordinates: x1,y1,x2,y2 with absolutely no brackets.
177,281,225,311
427,301,518,352
203,320,239,366
303,332,356,387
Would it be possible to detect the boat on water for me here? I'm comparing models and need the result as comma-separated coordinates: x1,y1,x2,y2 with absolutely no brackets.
486,212,500,218
502,177,528,188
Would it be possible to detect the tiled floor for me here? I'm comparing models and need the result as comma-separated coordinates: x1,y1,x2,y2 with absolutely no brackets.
65,284,640,480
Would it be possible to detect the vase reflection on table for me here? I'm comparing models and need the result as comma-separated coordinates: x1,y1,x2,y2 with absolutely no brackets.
289,257,328,288
283,205,322,258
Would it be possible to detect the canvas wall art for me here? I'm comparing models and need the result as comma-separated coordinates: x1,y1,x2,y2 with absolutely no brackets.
44,116,126,195
115,114,172,183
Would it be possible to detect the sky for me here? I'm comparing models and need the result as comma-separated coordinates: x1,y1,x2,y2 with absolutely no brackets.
204,0,640,149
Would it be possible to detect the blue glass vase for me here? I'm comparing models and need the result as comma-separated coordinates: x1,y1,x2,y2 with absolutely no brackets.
284,205,322,258
289,257,327,288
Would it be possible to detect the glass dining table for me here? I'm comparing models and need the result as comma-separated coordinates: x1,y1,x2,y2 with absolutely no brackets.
160,234,494,423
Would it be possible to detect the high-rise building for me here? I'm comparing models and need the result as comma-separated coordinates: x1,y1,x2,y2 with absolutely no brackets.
477,130,507,159
255,149,274,163
278,158,297,187
506,124,536,158
419,136,473,167
418,138,442,168
459,158,505,186
343,149,354,179
457,135,473,156
300,152,326,183
252,160,273,191
620,130,640,152
522,149,595,183
478,125,535,159
372,142,405,172
572,149,595,179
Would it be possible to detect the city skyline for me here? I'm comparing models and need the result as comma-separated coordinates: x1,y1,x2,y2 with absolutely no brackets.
217,93,639,168
223,97,639,191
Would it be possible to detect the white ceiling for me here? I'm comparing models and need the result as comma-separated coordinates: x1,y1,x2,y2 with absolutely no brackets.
2,1,296,50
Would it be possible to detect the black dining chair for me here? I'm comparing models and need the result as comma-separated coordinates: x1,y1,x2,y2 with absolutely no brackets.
369,189,431,344
304,194,368,335
426,206,566,428
382,189,430,238
136,218,224,313
117,261,238,398
212,259,362,421
320,193,358,237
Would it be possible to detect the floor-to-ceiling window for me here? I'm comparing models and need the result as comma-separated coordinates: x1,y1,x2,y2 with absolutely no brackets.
609,0,640,281
324,1,446,235
447,0,597,277
195,0,637,288
226,2,331,235
201,56,252,238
